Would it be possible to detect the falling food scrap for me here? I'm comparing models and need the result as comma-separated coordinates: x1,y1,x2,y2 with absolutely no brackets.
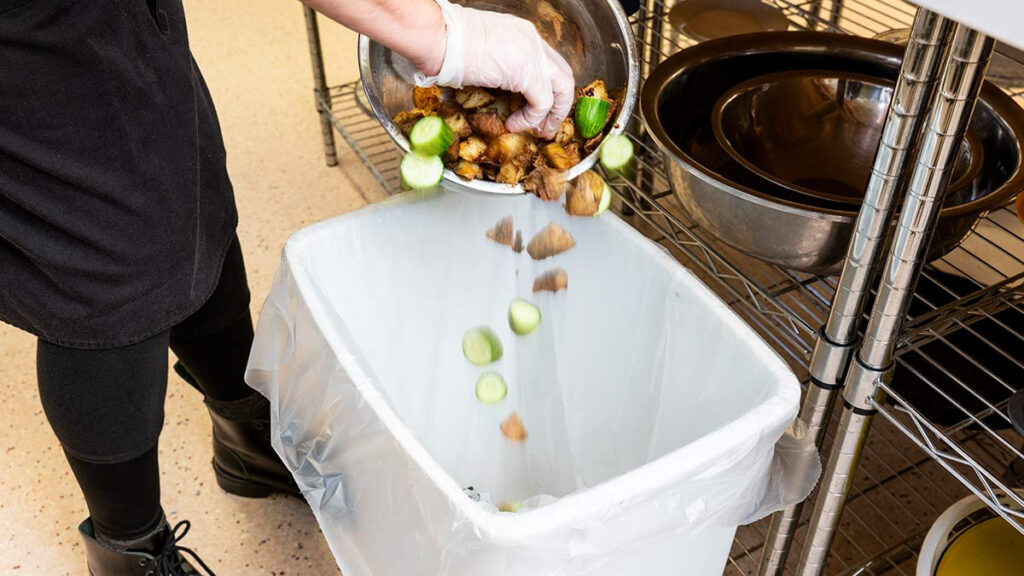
513,230,524,253
533,268,569,293
485,215,515,247
527,221,576,260
565,170,604,217
524,165,569,202
500,412,528,442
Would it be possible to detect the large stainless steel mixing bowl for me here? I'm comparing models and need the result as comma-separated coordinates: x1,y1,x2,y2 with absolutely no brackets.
712,70,983,205
358,0,639,195
641,32,1024,275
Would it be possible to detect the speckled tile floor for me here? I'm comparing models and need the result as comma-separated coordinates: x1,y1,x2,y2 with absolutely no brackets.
0,1,382,574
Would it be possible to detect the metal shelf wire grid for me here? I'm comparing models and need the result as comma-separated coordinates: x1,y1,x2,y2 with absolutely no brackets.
314,0,1024,573
726,404,988,575
320,83,404,195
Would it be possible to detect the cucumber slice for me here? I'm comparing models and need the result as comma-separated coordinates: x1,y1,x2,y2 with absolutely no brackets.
508,298,541,336
596,182,613,215
462,327,503,365
600,134,634,175
409,116,454,157
575,97,611,139
475,372,508,404
401,152,444,190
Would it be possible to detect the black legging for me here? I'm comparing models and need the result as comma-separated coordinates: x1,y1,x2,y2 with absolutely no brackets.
36,236,256,542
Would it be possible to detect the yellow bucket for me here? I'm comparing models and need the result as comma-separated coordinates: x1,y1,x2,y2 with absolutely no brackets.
918,493,1024,576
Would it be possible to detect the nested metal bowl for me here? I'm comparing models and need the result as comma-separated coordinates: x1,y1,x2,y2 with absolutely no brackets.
358,0,639,195
712,70,984,205
640,32,1024,275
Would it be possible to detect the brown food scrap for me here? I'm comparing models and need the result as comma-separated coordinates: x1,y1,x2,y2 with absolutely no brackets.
565,170,604,217
485,215,515,247
580,79,610,102
523,165,568,202
453,160,483,181
413,86,442,113
523,139,539,168
493,92,526,118
513,230,524,253
487,133,537,166
481,164,500,181
456,86,493,109
393,108,428,136
532,149,550,171
459,136,488,163
444,136,460,164
564,142,582,166
527,221,576,260
583,133,605,154
544,143,575,171
500,412,528,442
467,108,507,139
496,162,526,185
554,117,575,146
484,138,503,165
533,268,568,293
507,93,526,115
440,100,461,117
605,98,619,126
443,107,473,139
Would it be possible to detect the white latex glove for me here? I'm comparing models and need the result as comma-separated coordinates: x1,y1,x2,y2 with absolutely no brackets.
415,0,575,139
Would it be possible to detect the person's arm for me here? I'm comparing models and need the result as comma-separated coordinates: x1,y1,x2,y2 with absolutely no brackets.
299,0,574,138
301,0,447,77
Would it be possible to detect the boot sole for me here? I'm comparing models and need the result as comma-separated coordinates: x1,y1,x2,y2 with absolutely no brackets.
213,460,301,499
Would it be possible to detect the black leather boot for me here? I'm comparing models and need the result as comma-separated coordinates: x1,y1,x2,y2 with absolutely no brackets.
174,362,300,498
79,518,214,575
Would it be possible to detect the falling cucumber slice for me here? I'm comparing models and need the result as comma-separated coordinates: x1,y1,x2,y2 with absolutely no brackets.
575,97,611,139
600,134,635,176
401,152,444,190
597,182,613,215
475,372,508,404
508,298,541,336
409,116,454,157
462,327,503,365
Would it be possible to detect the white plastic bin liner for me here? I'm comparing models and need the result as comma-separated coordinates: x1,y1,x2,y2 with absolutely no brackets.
246,190,818,576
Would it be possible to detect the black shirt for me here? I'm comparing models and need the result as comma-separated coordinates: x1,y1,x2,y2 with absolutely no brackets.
0,0,238,348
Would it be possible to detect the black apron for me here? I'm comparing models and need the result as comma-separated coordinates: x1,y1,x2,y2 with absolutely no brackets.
0,0,238,348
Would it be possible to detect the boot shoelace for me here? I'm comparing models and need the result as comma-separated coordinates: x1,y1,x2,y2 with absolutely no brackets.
148,521,216,576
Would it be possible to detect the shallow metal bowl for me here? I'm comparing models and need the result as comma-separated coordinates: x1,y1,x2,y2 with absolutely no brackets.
667,0,789,42
641,32,1024,275
712,70,983,205
358,0,639,195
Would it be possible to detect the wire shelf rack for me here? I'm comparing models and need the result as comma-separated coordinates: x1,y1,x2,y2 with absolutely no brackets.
310,0,1024,573
726,405,988,575
319,83,404,195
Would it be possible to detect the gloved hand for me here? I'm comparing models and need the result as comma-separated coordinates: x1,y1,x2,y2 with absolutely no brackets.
414,0,575,139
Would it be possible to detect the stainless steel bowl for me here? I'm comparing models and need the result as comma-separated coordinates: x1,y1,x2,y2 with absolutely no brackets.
358,0,640,195
641,32,1024,275
667,0,789,42
712,70,983,205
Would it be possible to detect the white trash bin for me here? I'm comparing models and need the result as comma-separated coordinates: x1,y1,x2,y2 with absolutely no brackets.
246,190,818,576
